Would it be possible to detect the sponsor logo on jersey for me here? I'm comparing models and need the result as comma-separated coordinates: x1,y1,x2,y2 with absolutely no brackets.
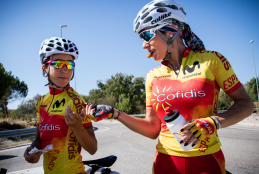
151,12,171,24
151,85,206,112
154,75,171,79
39,123,60,131
223,74,238,90
199,137,210,153
53,99,65,109
68,131,77,160
48,150,60,171
215,52,231,70
51,110,63,113
67,88,82,114
183,61,200,75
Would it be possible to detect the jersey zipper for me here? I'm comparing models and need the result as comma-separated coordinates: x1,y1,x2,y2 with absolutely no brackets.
47,88,55,112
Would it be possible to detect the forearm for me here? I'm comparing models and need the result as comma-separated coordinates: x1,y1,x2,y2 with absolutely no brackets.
31,137,42,149
71,125,97,155
216,98,254,128
114,109,161,139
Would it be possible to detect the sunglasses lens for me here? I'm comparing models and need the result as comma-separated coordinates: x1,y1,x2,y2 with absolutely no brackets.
50,61,75,69
66,62,75,69
140,30,155,43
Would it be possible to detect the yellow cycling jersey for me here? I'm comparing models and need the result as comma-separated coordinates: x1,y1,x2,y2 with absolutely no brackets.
145,48,241,157
36,85,92,174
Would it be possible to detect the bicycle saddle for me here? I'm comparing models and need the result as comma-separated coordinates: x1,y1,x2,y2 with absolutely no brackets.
83,155,117,167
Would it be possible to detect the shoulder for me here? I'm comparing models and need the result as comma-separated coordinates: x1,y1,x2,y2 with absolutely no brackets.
146,65,166,79
36,94,47,106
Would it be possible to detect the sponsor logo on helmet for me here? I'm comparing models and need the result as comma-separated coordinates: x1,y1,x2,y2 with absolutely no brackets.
151,12,172,24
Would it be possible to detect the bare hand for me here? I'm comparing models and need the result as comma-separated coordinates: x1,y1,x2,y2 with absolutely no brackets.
65,106,84,128
81,103,96,117
24,146,42,163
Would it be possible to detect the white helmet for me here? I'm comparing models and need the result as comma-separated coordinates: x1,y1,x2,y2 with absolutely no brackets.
39,37,79,64
133,0,186,34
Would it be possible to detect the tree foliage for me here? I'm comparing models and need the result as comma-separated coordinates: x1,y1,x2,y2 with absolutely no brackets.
81,73,146,114
244,77,259,102
16,94,41,120
218,90,233,110
0,63,28,118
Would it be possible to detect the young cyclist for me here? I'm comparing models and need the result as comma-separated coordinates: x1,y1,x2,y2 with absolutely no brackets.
23,37,97,174
83,0,254,173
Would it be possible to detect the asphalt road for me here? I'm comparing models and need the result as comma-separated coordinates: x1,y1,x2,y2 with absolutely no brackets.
1,121,259,174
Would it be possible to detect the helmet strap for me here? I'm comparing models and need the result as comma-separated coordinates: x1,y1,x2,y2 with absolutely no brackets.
156,23,184,61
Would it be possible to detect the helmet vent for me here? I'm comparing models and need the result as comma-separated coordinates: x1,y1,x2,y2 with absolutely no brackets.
180,7,186,15
142,8,149,14
144,16,153,23
69,48,74,52
49,40,54,43
135,16,140,24
46,47,52,51
56,46,64,51
170,5,178,10
141,12,149,20
157,8,167,13
64,44,68,50
135,22,140,30
76,51,79,55
154,2,166,7
147,1,154,5
69,44,73,47
56,42,61,46
68,40,71,43
47,43,54,47
62,39,66,42
74,47,78,51
55,38,59,40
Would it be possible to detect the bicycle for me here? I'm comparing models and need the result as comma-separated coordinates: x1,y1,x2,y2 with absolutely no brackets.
84,155,120,174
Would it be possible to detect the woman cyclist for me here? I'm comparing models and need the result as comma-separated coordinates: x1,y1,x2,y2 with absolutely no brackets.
23,37,97,174
83,0,254,173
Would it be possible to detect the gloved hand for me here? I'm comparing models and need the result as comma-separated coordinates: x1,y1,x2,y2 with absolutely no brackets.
185,117,217,140
88,104,114,122
179,117,217,147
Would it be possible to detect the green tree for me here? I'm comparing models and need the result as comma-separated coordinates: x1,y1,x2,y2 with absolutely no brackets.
0,63,28,118
83,73,146,114
244,77,259,102
218,90,233,110
16,94,41,120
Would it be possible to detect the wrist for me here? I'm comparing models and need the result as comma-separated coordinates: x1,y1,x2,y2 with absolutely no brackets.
113,109,121,120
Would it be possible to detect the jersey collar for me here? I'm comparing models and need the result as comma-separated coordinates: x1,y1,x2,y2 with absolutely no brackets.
49,84,70,95
161,47,192,67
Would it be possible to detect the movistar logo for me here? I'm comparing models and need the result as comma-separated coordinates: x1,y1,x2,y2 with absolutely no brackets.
151,12,171,24
53,99,65,109
183,61,200,75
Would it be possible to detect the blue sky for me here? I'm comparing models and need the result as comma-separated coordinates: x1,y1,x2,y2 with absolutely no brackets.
1,0,259,109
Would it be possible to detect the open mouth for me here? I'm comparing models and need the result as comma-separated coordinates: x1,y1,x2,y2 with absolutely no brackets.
147,50,155,58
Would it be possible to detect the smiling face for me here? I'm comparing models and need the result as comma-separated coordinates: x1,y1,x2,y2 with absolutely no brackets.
142,30,171,62
42,54,74,88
